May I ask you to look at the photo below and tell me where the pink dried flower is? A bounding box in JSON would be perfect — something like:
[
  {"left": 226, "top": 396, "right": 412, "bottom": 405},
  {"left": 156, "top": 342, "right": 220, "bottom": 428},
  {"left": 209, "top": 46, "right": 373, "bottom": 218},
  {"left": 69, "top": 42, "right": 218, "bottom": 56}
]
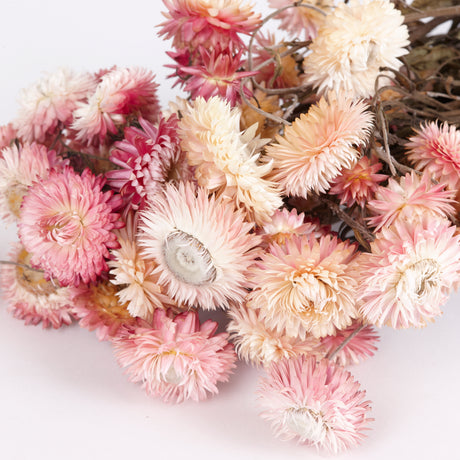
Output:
[
  {"left": 406, "top": 121, "right": 460, "bottom": 191},
  {"left": 113, "top": 308, "right": 236, "bottom": 403},
  {"left": 355, "top": 216, "right": 460, "bottom": 328},
  {"left": 180, "top": 47, "right": 256, "bottom": 106},
  {"left": 139, "top": 182, "right": 260, "bottom": 310},
  {"left": 18, "top": 167, "right": 122, "bottom": 287},
  {"left": 258, "top": 356, "right": 372, "bottom": 454},
  {"left": 14, "top": 68, "right": 96, "bottom": 145},
  {"left": 0, "top": 142, "right": 67, "bottom": 222},
  {"left": 71, "top": 281, "right": 142, "bottom": 341},
  {"left": 0, "top": 123, "right": 17, "bottom": 150},
  {"left": 0, "top": 244, "right": 73, "bottom": 329},
  {"left": 107, "top": 116, "right": 186, "bottom": 210},
  {"left": 329, "top": 156, "right": 387, "bottom": 208},
  {"left": 159, "top": 0, "right": 261, "bottom": 51},
  {"left": 72, "top": 67, "right": 160, "bottom": 146},
  {"left": 266, "top": 94, "right": 373, "bottom": 197},
  {"left": 248, "top": 234, "right": 358, "bottom": 339},
  {"left": 367, "top": 171, "right": 455, "bottom": 231},
  {"left": 314, "top": 321, "right": 379, "bottom": 366}
]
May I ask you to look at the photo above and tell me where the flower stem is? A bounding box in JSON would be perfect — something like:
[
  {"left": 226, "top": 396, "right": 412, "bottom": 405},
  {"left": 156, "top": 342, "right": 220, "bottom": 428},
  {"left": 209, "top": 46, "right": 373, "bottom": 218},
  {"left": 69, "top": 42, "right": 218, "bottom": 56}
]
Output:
[{"left": 326, "top": 323, "right": 367, "bottom": 361}]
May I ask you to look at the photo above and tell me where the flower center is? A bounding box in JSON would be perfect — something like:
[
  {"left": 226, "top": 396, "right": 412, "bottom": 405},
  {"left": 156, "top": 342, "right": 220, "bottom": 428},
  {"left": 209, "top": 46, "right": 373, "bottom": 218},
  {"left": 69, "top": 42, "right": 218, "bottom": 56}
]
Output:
[
  {"left": 161, "top": 363, "right": 184, "bottom": 385},
  {"left": 6, "top": 183, "right": 28, "bottom": 218},
  {"left": 284, "top": 407, "right": 328, "bottom": 444},
  {"left": 44, "top": 212, "right": 84, "bottom": 245},
  {"left": 397, "top": 258, "right": 441, "bottom": 302},
  {"left": 163, "top": 230, "right": 216, "bottom": 285},
  {"left": 16, "top": 249, "right": 56, "bottom": 296}
]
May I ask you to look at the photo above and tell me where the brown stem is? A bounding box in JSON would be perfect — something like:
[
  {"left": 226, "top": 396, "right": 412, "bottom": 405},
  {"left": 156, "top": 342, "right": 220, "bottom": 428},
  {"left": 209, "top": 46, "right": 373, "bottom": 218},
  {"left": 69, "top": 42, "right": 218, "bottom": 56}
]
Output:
[
  {"left": 0, "top": 260, "right": 45, "bottom": 273},
  {"left": 326, "top": 323, "right": 367, "bottom": 361},
  {"left": 404, "top": 6, "right": 460, "bottom": 23}
]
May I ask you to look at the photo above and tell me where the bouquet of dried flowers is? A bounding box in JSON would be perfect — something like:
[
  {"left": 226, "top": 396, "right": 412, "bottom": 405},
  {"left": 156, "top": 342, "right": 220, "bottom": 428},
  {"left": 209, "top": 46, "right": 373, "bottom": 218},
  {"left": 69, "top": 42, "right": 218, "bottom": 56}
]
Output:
[{"left": 1, "top": 0, "right": 459, "bottom": 454}]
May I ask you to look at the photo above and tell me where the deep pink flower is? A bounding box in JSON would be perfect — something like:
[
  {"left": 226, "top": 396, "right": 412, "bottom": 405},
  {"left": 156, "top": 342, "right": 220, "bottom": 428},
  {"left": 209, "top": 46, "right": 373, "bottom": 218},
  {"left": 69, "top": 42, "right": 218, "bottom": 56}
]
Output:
[
  {"left": 113, "top": 309, "right": 236, "bottom": 403},
  {"left": 258, "top": 356, "right": 372, "bottom": 453},
  {"left": 18, "top": 167, "right": 122, "bottom": 286}
]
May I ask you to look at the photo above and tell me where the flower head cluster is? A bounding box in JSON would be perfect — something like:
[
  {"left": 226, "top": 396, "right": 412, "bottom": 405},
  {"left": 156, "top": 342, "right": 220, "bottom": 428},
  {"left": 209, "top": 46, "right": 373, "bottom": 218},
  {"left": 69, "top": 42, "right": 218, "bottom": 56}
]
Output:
[{"left": 113, "top": 308, "right": 236, "bottom": 403}]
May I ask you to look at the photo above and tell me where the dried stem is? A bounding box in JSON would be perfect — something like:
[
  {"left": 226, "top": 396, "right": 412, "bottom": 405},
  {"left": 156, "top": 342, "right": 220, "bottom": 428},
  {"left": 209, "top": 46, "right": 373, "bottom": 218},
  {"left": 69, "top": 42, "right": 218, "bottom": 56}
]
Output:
[
  {"left": 326, "top": 323, "right": 367, "bottom": 361},
  {"left": 0, "top": 260, "right": 45, "bottom": 273},
  {"left": 404, "top": 6, "right": 460, "bottom": 23}
]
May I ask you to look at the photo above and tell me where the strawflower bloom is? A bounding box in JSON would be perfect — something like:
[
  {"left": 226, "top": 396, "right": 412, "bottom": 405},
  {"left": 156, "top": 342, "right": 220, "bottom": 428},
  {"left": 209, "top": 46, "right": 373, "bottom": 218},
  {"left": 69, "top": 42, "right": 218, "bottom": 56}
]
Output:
[
  {"left": 139, "top": 182, "right": 260, "bottom": 310},
  {"left": 258, "top": 356, "right": 372, "bottom": 454},
  {"left": 18, "top": 167, "right": 122, "bottom": 287},
  {"left": 107, "top": 116, "right": 187, "bottom": 210},
  {"left": 248, "top": 234, "right": 358, "bottom": 339},
  {"left": 108, "top": 212, "right": 176, "bottom": 322},
  {"left": 367, "top": 171, "right": 455, "bottom": 231},
  {"left": 406, "top": 121, "right": 460, "bottom": 191},
  {"left": 355, "top": 216, "right": 460, "bottom": 329},
  {"left": 72, "top": 67, "right": 160, "bottom": 146},
  {"left": 302, "top": 0, "right": 409, "bottom": 98},
  {"left": 227, "top": 303, "right": 317, "bottom": 367},
  {"left": 313, "top": 321, "right": 379, "bottom": 366},
  {"left": 71, "top": 280, "right": 141, "bottom": 341},
  {"left": 159, "top": 0, "right": 261, "bottom": 51},
  {"left": 0, "top": 142, "right": 67, "bottom": 222},
  {"left": 266, "top": 94, "right": 373, "bottom": 197},
  {"left": 178, "top": 96, "right": 282, "bottom": 224},
  {"left": 0, "top": 244, "right": 73, "bottom": 329},
  {"left": 329, "top": 156, "right": 387, "bottom": 208},
  {"left": 113, "top": 308, "right": 236, "bottom": 403},
  {"left": 14, "top": 68, "right": 96, "bottom": 144}
]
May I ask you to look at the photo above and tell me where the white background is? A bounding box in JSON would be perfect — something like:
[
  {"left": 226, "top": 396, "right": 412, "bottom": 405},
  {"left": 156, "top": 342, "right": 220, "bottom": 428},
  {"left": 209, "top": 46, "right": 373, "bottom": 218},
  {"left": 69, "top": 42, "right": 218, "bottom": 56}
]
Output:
[{"left": 0, "top": 1, "right": 459, "bottom": 459}]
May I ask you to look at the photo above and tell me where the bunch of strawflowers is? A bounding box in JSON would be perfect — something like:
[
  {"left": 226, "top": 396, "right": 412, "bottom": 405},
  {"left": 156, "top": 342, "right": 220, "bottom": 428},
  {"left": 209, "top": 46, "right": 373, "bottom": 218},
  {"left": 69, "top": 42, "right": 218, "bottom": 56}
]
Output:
[{"left": 1, "top": 0, "right": 459, "bottom": 454}]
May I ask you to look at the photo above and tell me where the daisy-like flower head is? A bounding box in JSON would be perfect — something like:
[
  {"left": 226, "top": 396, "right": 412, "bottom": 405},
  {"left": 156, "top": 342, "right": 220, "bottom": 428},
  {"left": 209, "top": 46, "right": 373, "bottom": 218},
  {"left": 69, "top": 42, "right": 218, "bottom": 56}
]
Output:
[
  {"left": 227, "top": 303, "right": 317, "bottom": 367},
  {"left": 0, "top": 244, "right": 73, "bottom": 328},
  {"left": 248, "top": 234, "right": 358, "bottom": 339},
  {"left": 302, "top": 0, "right": 409, "bottom": 99},
  {"left": 313, "top": 321, "right": 379, "bottom": 366},
  {"left": 258, "top": 356, "right": 372, "bottom": 454},
  {"left": 0, "top": 142, "right": 67, "bottom": 222},
  {"left": 406, "top": 121, "right": 460, "bottom": 191},
  {"left": 178, "top": 96, "right": 282, "bottom": 224},
  {"left": 329, "top": 156, "right": 387, "bottom": 208},
  {"left": 14, "top": 68, "right": 96, "bottom": 144},
  {"left": 108, "top": 212, "right": 177, "bottom": 322},
  {"left": 0, "top": 123, "right": 17, "bottom": 150},
  {"left": 107, "top": 116, "right": 187, "bottom": 210},
  {"left": 139, "top": 181, "right": 260, "bottom": 310},
  {"left": 159, "top": 0, "right": 261, "bottom": 51},
  {"left": 72, "top": 67, "right": 160, "bottom": 146},
  {"left": 355, "top": 216, "right": 460, "bottom": 328},
  {"left": 367, "top": 170, "right": 455, "bottom": 231},
  {"left": 18, "top": 167, "right": 122, "bottom": 287},
  {"left": 71, "top": 280, "right": 141, "bottom": 341},
  {"left": 258, "top": 208, "right": 326, "bottom": 247},
  {"left": 113, "top": 308, "right": 236, "bottom": 403},
  {"left": 179, "top": 47, "right": 256, "bottom": 106},
  {"left": 269, "top": 0, "right": 333, "bottom": 40},
  {"left": 266, "top": 94, "right": 373, "bottom": 197}
]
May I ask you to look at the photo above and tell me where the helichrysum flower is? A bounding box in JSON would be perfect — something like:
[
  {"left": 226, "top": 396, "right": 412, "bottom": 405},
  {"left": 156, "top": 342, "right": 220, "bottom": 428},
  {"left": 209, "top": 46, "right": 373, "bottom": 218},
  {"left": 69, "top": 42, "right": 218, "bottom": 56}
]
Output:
[
  {"left": 266, "top": 94, "right": 373, "bottom": 197},
  {"left": 178, "top": 96, "right": 282, "bottom": 224},
  {"left": 72, "top": 67, "right": 160, "bottom": 146},
  {"left": 0, "top": 244, "right": 73, "bottom": 329},
  {"left": 18, "top": 167, "right": 122, "bottom": 287},
  {"left": 313, "top": 321, "right": 379, "bottom": 367},
  {"left": 0, "top": 142, "right": 67, "bottom": 222},
  {"left": 71, "top": 280, "right": 141, "bottom": 341},
  {"left": 107, "top": 116, "right": 186, "bottom": 210},
  {"left": 302, "top": 0, "right": 409, "bottom": 99},
  {"left": 248, "top": 234, "right": 358, "bottom": 339},
  {"left": 329, "top": 156, "right": 387, "bottom": 208},
  {"left": 354, "top": 216, "right": 460, "bottom": 329},
  {"left": 406, "top": 121, "right": 460, "bottom": 191},
  {"left": 139, "top": 182, "right": 260, "bottom": 310},
  {"left": 227, "top": 303, "right": 317, "bottom": 367},
  {"left": 258, "top": 356, "right": 372, "bottom": 454},
  {"left": 113, "top": 308, "right": 236, "bottom": 403},
  {"left": 159, "top": 0, "right": 261, "bottom": 51},
  {"left": 108, "top": 212, "right": 176, "bottom": 322},
  {"left": 367, "top": 171, "right": 455, "bottom": 231}
]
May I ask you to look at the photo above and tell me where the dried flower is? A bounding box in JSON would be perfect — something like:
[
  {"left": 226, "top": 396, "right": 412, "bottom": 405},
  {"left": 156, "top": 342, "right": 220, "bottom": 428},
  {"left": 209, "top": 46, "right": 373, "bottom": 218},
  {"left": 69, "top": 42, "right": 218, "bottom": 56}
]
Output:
[
  {"left": 0, "top": 123, "right": 17, "bottom": 150},
  {"left": 113, "top": 309, "right": 236, "bottom": 403},
  {"left": 258, "top": 356, "right": 372, "bottom": 453}
]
